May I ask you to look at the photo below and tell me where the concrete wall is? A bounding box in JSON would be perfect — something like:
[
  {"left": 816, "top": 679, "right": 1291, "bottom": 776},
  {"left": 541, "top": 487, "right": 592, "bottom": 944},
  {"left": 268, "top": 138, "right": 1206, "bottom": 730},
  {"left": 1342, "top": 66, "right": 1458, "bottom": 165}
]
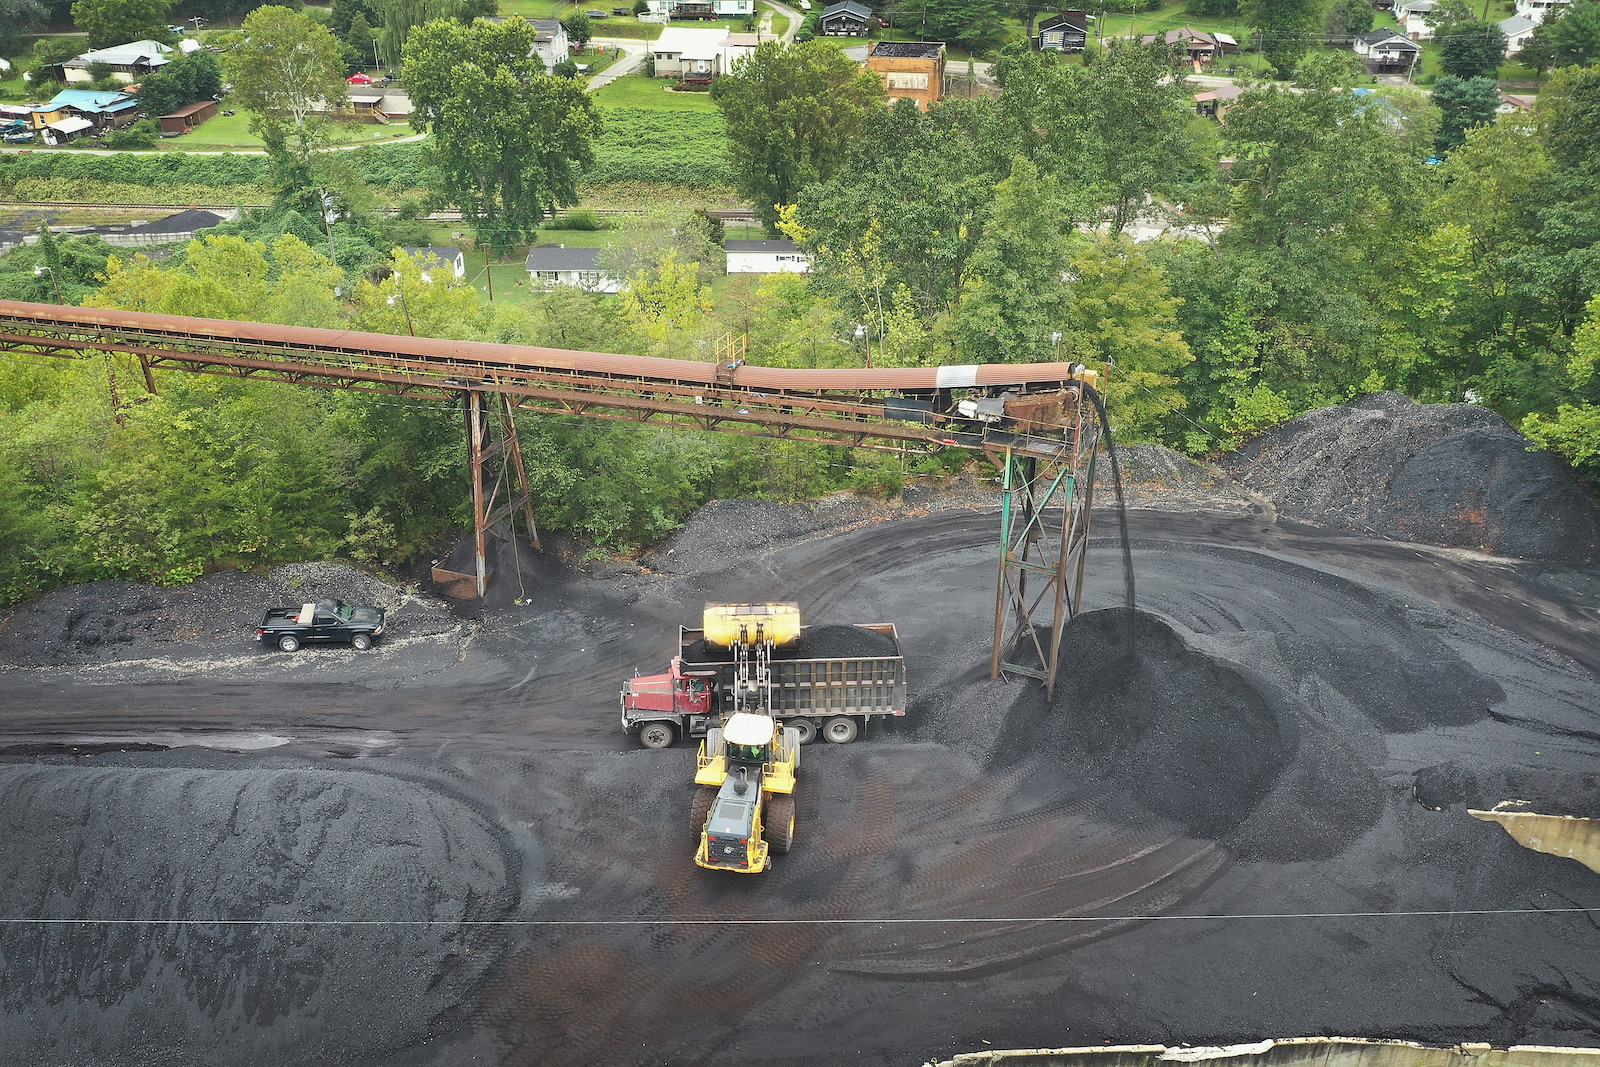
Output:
[{"left": 933, "top": 1038, "right": 1600, "bottom": 1067}]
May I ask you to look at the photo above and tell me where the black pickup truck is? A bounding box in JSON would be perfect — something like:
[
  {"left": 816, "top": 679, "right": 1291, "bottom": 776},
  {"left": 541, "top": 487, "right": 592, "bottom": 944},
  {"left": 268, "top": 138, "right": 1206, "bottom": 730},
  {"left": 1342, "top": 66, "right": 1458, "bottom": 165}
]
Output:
[{"left": 257, "top": 599, "right": 387, "bottom": 652}]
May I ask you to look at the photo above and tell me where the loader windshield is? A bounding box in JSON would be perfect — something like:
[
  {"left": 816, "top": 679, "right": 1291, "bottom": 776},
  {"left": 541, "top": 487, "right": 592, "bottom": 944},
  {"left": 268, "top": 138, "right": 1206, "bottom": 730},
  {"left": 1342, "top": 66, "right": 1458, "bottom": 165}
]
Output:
[{"left": 727, "top": 742, "right": 766, "bottom": 763}]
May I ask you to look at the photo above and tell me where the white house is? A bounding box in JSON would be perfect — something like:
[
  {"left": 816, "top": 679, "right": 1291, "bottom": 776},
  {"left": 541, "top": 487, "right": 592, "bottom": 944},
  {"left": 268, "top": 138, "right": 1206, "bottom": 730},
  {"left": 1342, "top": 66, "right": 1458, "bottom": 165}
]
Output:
[
  {"left": 402, "top": 246, "right": 467, "bottom": 281},
  {"left": 1514, "top": 0, "right": 1570, "bottom": 21},
  {"left": 524, "top": 245, "right": 623, "bottom": 293},
  {"left": 531, "top": 18, "right": 571, "bottom": 68},
  {"left": 643, "top": 0, "right": 755, "bottom": 17},
  {"left": 725, "top": 239, "right": 811, "bottom": 274},
  {"left": 719, "top": 32, "right": 764, "bottom": 73},
  {"left": 1352, "top": 27, "right": 1421, "bottom": 72},
  {"left": 63, "top": 39, "right": 173, "bottom": 84},
  {"left": 1395, "top": 0, "right": 1437, "bottom": 39},
  {"left": 650, "top": 26, "right": 729, "bottom": 80},
  {"left": 1500, "top": 12, "right": 1541, "bottom": 52}
]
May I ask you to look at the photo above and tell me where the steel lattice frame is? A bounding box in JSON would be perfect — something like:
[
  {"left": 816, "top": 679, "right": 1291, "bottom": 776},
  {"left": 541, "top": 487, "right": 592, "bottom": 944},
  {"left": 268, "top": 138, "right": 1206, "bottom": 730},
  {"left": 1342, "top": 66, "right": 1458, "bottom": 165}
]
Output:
[
  {"left": 0, "top": 301, "right": 1106, "bottom": 693},
  {"left": 989, "top": 395, "right": 1101, "bottom": 698}
]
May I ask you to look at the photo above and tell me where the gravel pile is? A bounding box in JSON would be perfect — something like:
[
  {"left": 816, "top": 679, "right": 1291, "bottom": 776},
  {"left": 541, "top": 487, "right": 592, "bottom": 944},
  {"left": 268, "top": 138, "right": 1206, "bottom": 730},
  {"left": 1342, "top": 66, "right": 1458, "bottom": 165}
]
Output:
[
  {"left": 1225, "top": 392, "right": 1600, "bottom": 563},
  {"left": 0, "top": 563, "right": 457, "bottom": 669},
  {"left": 643, "top": 498, "right": 822, "bottom": 575}
]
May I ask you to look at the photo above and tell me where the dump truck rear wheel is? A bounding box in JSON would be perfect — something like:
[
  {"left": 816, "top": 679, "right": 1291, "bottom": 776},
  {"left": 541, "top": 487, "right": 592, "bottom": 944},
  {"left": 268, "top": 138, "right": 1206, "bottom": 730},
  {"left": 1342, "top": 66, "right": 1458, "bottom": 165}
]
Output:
[
  {"left": 787, "top": 718, "right": 816, "bottom": 745},
  {"left": 823, "top": 716, "right": 858, "bottom": 744},
  {"left": 638, "top": 722, "right": 674, "bottom": 750},
  {"left": 765, "top": 794, "right": 795, "bottom": 853},
  {"left": 690, "top": 786, "right": 717, "bottom": 837}
]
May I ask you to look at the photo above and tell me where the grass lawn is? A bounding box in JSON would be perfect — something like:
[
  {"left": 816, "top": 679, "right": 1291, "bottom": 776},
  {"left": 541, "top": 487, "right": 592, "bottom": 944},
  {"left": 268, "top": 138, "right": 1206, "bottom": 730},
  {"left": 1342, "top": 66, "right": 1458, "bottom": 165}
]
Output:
[
  {"left": 591, "top": 19, "right": 667, "bottom": 38},
  {"left": 163, "top": 112, "right": 412, "bottom": 152},
  {"left": 764, "top": 2, "right": 790, "bottom": 36},
  {"left": 575, "top": 46, "right": 623, "bottom": 76},
  {"left": 498, "top": 0, "right": 572, "bottom": 18},
  {"left": 593, "top": 73, "right": 720, "bottom": 110},
  {"left": 1096, "top": 3, "right": 1256, "bottom": 46}
]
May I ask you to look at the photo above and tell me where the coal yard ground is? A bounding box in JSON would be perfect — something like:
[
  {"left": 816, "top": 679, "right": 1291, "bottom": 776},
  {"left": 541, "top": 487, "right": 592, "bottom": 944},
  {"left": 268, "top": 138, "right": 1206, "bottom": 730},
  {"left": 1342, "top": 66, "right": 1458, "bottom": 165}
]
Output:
[{"left": 4, "top": 398, "right": 1600, "bottom": 1067}]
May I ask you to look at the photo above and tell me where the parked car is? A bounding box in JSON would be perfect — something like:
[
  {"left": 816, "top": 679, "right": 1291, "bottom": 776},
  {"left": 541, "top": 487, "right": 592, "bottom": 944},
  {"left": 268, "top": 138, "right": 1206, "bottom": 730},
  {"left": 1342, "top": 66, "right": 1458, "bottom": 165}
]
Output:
[
  {"left": 799, "top": 0, "right": 811, "bottom": 8},
  {"left": 257, "top": 599, "right": 387, "bottom": 652},
  {"left": 347, "top": 72, "right": 373, "bottom": 85},
  {"left": 3, "top": 131, "right": 33, "bottom": 143}
]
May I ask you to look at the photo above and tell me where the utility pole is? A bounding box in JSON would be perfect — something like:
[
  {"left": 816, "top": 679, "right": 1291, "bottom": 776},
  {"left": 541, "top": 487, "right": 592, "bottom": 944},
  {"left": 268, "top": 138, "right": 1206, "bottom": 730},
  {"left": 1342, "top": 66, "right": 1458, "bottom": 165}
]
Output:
[
  {"left": 484, "top": 246, "right": 494, "bottom": 301},
  {"left": 319, "top": 190, "right": 338, "bottom": 267}
]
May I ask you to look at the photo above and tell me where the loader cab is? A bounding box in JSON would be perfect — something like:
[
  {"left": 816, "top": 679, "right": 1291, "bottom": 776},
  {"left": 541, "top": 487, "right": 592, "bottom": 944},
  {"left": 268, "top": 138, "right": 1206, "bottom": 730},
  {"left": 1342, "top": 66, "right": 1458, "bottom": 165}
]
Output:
[{"left": 721, "top": 712, "right": 776, "bottom": 766}]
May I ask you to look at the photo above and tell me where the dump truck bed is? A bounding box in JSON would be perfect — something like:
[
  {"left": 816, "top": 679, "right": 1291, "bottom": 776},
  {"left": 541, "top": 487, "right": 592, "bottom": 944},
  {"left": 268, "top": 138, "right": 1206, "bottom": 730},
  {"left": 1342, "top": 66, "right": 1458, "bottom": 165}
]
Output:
[{"left": 677, "top": 623, "right": 907, "bottom": 719}]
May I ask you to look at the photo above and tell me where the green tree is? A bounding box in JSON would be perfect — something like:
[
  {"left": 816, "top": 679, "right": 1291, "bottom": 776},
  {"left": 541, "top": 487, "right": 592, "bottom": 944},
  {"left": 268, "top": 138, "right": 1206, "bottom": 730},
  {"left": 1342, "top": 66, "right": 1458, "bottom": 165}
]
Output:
[
  {"left": 710, "top": 39, "right": 886, "bottom": 232},
  {"left": 71, "top": 0, "right": 172, "bottom": 48},
  {"left": 224, "top": 6, "right": 349, "bottom": 179},
  {"left": 619, "top": 249, "right": 713, "bottom": 355},
  {"left": 346, "top": 11, "right": 378, "bottom": 66},
  {"left": 1528, "top": 0, "right": 1600, "bottom": 68},
  {"left": 1432, "top": 74, "right": 1502, "bottom": 150},
  {"left": 135, "top": 49, "right": 223, "bottom": 120},
  {"left": 1324, "top": 0, "right": 1374, "bottom": 40},
  {"left": 1064, "top": 235, "right": 1193, "bottom": 441},
  {"left": 1081, "top": 40, "right": 1202, "bottom": 234},
  {"left": 894, "top": 0, "right": 1008, "bottom": 51},
  {"left": 1439, "top": 19, "right": 1508, "bottom": 78},
  {"left": 403, "top": 16, "right": 601, "bottom": 255},
  {"left": 563, "top": 9, "right": 592, "bottom": 50},
  {"left": 374, "top": 0, "right": 494, "bottom": 66},
  {"left": 952, "top": 157, "right": 1074, "bottom": 364},
  {"left": 0, "top": 0, "right": 47, "bottom": 56},
  {"left": 331, "top": 0, "right": 377, "bottom": 34},
  {"left": 1239, "top": 0, "right": 1323, "bottom": 72}
]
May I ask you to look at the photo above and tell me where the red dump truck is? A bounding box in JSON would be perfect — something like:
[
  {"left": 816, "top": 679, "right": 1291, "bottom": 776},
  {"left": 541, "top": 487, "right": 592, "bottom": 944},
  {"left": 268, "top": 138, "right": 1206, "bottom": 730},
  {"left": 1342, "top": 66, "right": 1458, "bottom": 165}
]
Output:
[{"left": 620, "top": 615, "right": 906, "bottom": 749}]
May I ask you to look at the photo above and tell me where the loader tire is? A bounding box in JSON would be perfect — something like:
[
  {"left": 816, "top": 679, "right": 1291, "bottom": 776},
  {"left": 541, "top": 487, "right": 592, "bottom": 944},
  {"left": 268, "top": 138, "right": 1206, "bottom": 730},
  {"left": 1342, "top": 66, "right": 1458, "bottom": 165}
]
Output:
[
  {"left": 765, "top": 794, "right": 795, "bottom": 854},
  {"left": 690, "top": 786, "right": 717, "bottom": 837}
]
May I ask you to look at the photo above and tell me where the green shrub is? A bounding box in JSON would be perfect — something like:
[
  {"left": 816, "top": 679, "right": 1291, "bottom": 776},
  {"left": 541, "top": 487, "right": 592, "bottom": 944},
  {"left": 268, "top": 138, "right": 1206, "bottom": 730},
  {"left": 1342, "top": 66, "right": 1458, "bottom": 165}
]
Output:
[
  {"left": 547, "top": 208, "right": 602, "bottom": 230},
  {"left": 106, "top": 120, "right": 159, "bottom": 151}
]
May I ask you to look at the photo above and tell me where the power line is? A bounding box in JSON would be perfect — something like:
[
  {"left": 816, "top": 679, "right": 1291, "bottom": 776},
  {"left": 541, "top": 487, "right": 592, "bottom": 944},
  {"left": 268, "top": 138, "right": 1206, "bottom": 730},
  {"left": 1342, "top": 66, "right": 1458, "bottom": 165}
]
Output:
[{"left": 1, "top": 906, "right": 1595, "bottom": 927}]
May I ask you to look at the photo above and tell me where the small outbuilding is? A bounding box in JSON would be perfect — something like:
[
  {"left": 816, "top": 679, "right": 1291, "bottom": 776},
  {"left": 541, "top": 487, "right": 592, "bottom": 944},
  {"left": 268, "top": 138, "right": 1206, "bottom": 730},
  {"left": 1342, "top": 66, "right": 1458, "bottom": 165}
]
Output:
[
  {"left": 157, "top": 99, "right": 218, "bottom": 134},
  {"left": 725, "top": 239, "right": 811, "bottom": 274},
  {"left": 820, "top": 1, "right": 872, "bottom": 36}
]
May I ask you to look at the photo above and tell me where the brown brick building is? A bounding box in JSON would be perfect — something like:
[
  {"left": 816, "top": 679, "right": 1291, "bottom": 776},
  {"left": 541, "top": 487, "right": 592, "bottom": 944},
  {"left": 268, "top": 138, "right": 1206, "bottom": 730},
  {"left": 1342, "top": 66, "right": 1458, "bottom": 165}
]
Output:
[{"left": 865, "top": 41, "right": 945, "bottom": 111}]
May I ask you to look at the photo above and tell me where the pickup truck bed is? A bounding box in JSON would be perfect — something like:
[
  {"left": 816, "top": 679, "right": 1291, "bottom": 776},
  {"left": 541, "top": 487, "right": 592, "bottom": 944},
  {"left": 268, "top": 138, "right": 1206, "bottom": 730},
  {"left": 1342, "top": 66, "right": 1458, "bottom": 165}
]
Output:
[{"left": 257, "top": 599, "right": 386, "bottom": 652}]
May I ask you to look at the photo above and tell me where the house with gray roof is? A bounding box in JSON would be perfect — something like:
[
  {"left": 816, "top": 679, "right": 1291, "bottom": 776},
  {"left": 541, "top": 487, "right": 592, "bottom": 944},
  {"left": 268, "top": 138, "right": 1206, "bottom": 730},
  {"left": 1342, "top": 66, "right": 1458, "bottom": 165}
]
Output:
[
  {"left": 821, "top": 1, "right": 872, "bottom": 36},
  {"left": 64, "top": 40, "right": 173, "bottom": 84},
  {"left": 402, "top": 246, "right": 466, "bottom": 280},
  {"left": 524, "top": 245, "right": 623, "bottom": 292},
  {"left": 1353, "top": 27, "right": 1421, "bottom": 72}
]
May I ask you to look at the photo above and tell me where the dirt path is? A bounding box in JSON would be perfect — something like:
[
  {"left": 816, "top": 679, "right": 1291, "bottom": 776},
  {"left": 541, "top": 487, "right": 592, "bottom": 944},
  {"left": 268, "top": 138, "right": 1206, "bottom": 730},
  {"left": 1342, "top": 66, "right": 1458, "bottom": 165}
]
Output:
[{"left": 1, "top": 501, "right": 1598, "bottom": 1065}]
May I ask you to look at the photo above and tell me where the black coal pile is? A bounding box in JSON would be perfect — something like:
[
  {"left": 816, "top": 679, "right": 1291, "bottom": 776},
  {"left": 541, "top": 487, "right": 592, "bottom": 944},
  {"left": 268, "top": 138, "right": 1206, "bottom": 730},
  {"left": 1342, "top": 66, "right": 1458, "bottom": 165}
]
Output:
[
  {"left": 917, "top": 610, "right": 1391, "bottom": 861},
  {"left": 0, "top": 760, "right": 516, "bottom": 1066},
  {"left": 643, "top": 498, "right": 821, "bottom": 575},
  {"left": 1225, "top": 392, "right": 1600, "bottom": 564},
  {"left": 681, "top": 623, "right": 898, "bottom": 665}
]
